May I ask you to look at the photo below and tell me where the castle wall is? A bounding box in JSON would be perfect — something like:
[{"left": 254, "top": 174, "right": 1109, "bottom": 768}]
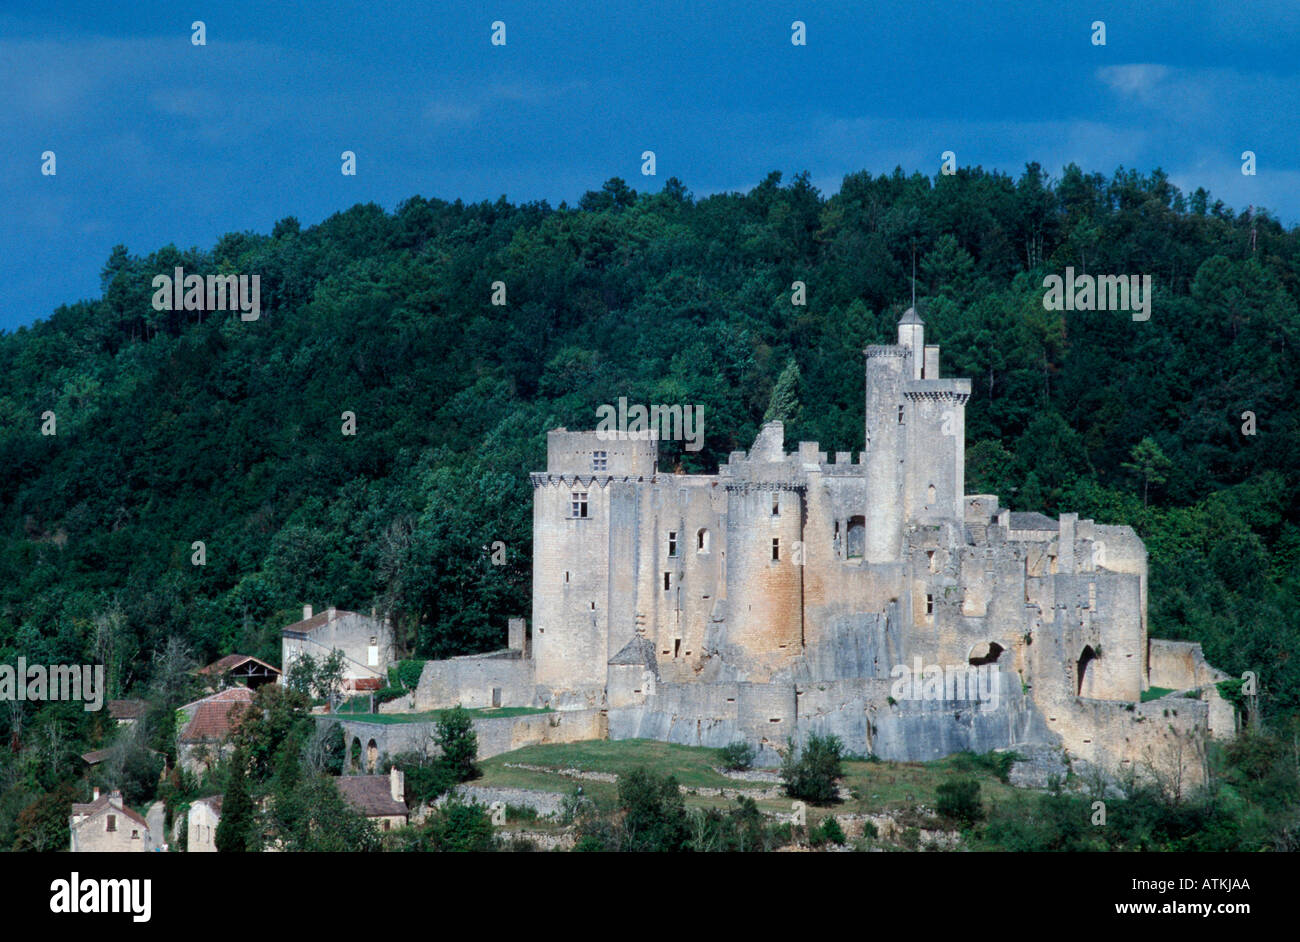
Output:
[{"left": 410, "top": 652, "right": 534, "bottom": 711}]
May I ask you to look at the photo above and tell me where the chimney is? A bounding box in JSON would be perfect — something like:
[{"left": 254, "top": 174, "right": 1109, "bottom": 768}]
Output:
[
  {"left": 327, "top": 606, "right": 337, "bottom": 622},
  {"left": 303, "top": 604, "right": 313, "bottom": 620},
  {"left": 109, "top": 790, "right": 123, "bottom": 808},
  {"left": 92, "top": 787, "right": 100, "bottom": 801},
  {"left": 390, "top": 767, "right": 405, "bottom": 803}
]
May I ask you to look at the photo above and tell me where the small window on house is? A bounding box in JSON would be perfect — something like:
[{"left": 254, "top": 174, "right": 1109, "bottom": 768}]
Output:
[
  {"left": 663, "top": 572, "right": 671, "bottom": 591},
  {"left": 571, "top": 492, "right": 588, "bottom": 518},
  {"left": 772, "top": 538, "right": 780, "bottom": 561},
  {"left": 925, "top": 594, "right": 934, "bottom": 616},
  {"left": 772, "top": 494, "right": 780, "bottom": 516},
  {"left": 697, "top": 529, "right": 710, "bottom": 553},
  {"left": 106, "top": 814, "right": 117, "bottom": 832},
  {"left": 898, "top": 405, "right": 905, "bottom": 424},
  {"left": 369, "top": 636, "right": 377, "bottom": 646},
  {"left": 382, "top": 819, "right": 391, "bottom": 832},
  {"left": 131, "top": 829, "right": 139, "bottom": 840},
  {"left": 667, "top": 532, "right": 678, "bottom": 557},
  {"left": 592, "top": 450, "right": 607, "bottom": 472}
]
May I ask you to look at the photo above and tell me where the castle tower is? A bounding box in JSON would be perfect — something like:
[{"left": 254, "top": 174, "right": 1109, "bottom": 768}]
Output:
[
  {"left": 531, "top": 429, "right": 656, "bottom": 690},
  {"left": 863, "top": 320, "right": 913, "bottom": 563},
  {"left": 897, "top": 306, "right": 924, "bottom": 379}
]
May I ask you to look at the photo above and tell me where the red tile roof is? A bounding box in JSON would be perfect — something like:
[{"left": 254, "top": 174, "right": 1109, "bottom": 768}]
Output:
[
  {"left": 178, "top": 687, "right": 255, "bottom": 743},
  {"left": 71, "top": 793, "right": 149, "bottom": 830}
]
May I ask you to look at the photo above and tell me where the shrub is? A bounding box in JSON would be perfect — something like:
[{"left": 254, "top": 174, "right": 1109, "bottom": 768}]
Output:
[
  {"left": 809, "top": 816, "right": 846, "bottom": 847},
  {"left": 423, "top": 800, "right": 496, "bottom": 852},
  {"left": 436, "top": 706, "right": 480, "bottom": 782},
  {"left": 617, "top": 768, "right": 689, "bottom": 852},
  {"left": 780, "top": 733, "right": 844, "bottom": 804},
  {"left": 505, "top": 803, "right": 539, "bottom": 823},
  {"left": 936, "top": 777, "right": 984, "bottom": 827},
  {"left": 718, "top": 740, "right": 756, "bottom": 771}
]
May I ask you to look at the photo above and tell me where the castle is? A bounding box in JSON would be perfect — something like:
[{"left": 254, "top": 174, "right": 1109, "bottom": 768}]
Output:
[{"left": 410, "top": 309, "right": 1238, "bottom": 784}]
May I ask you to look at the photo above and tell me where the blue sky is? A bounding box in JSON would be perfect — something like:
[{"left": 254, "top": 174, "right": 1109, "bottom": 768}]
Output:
[{"left": 2, "top": 0, "right": 1297, "bottom": 332}]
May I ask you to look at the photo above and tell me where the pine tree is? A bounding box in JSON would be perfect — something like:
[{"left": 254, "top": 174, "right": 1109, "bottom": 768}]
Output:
[
  {"left": 764, "top": 358, "right": 802, "bottom": 425},
  {"left": 1122, "top": 437, "right": 1172, "bottom": 506},
  {"left": 216, "top": 746, "right": 254, "bottom": 853}
]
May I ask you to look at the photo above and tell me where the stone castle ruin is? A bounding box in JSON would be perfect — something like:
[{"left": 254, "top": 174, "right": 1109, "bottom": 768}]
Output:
[{"left": 410, "top": 309, "right": 1238, "bottom": 785}]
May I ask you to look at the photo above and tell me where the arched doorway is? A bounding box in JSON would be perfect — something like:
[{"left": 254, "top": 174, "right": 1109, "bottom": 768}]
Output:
[
  {"left": 1077, "top": 645, "right": 1098, "bottom": 697},
  {"left": 366, "top": 738, "right": 379, "bottom": 773}
]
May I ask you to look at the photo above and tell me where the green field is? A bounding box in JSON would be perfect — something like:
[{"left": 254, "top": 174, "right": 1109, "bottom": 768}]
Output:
[{"left": 474, "top": 738, "right": 1026, "bottom": 822}]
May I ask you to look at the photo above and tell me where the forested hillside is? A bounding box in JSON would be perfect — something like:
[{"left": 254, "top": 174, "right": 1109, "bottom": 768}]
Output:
[{"left": 2, "top": 163, "right": 1298, "bottom": 791}]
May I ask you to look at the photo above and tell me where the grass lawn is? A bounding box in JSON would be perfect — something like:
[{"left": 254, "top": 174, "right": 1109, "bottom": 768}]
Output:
[
  {"left": 474, "top": 738, "right": 1028, "bottom": 822},
  {"left": 1141, "top": 686, "right": 1175, "bottom": 702}
]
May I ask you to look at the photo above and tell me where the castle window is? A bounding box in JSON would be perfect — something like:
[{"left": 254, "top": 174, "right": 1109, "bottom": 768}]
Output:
[
  {"left": 898, "top": 405, "right": 905, "bottom": 424},
  {"left": 772, "top": 538, "right": 780, "bottom": 561},
  {"left": 592, "top": 451, "right": 607, "bottom": 472},
  {"left": 925, "top": 594, "right": 934, "bottom": 616},
  {"left": 667, "top": 532, "right": 678, "bottom": 557},
  {"left": 772, "top": 493, "right": 780, "bottom": 516},
  {"left": 846, "top": 516, "right": 865, "bottom": 559},
  {"left": 674, "top": 639, "right": 681, "bottom": 658},
  {"left": 968, "top": 642, "right": 1004, "bottom": 666},
  {"left": 927, "top": 550, "right": 936, "bottom": 573},
  {"left": 697, "top": 528, "right": 710, "bottom": 554},
  {"left": 570, "top": 492, "right": 588, "bottom": 518},
  {"left": 663, "top": 572, "right": 671, "bottom": 590},
  {"left": 564, "top": 571, "right": 569, "bottom": 583}
]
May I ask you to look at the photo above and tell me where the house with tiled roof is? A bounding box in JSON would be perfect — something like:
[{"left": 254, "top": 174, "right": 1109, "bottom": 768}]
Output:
[
  {"left": 281, "top": 604, "right": 393, "bottom": 695},
  {"left": 197, "top": 653, "right": 281, "bottom": 691},
  {"left": 334, "top": 768, "right": 408, "bottom": 832},
  {"left": 70, "top": 788, "right": 153, "bottom": 852},
  {"left": 176, "top": 686, "right": 255, "bottom": 774}
]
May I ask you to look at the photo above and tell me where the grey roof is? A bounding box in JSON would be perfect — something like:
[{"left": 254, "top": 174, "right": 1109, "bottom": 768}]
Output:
[
  {"left": 1008, "top": 512, "right": 1059, "bottom": 531},
  {"left": 608, "top": 635, "right": 657, "bottom": 673},
  {"left": 335, "top": 776, "right": 407, "bottom": 818},
  {"left": 898, "top": 306, "right": 924, "bottom": 325}
]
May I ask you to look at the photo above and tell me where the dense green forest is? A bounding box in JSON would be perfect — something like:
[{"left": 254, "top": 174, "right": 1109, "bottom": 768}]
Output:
[{"left": 1, "top": 164, "right": 1298, "bottom": 845}]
